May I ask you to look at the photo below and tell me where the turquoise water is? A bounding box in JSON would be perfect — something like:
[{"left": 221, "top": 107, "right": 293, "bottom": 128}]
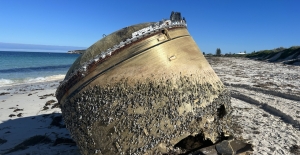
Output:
[{"left": 0, "top": 51, "right": 79, "bottom": 86}]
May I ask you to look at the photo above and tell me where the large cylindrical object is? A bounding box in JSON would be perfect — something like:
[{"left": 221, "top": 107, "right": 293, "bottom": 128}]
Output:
[{"left": 56, "top": 13, "right": 233, "bottom": 154}]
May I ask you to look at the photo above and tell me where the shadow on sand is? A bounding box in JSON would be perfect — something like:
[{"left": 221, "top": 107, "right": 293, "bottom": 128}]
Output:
[{"left": 0, "top": 113, "right": 80, "bottom": 155}]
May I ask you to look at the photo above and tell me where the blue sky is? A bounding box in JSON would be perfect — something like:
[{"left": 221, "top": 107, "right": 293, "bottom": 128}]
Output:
[{"left": 0, "top": 0, "right": 299, "bottom": 54}]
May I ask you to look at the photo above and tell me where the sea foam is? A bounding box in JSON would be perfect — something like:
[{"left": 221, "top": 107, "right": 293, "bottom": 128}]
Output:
[
  {"left": 0, "top": 75, "right": 65, "bottom": 87},
  {"left": 0, "top": 79, "right": 14, "bottom": 86}
]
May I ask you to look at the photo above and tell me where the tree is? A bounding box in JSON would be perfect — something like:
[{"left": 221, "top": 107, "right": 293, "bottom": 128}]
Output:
[{"left": 216, "top": 48, "right": 221, "bottom": 56}]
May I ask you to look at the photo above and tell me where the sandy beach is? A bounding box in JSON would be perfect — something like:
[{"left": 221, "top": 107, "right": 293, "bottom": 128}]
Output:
[
  {"left": 0, "top": 79, "right": 81, "bottom": 155},
  {"left": 207, "top": 57, "right": 300, "bottom": 155},
  {"left": 0, "top": 57, "right": 299, "bottom": 155}
]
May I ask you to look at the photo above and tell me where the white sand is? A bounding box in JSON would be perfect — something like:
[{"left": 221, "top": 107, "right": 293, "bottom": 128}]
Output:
[
  {"left": 0, "top": 80, "right": 80, "bottom": 155},
  {"left": 207, "top": 57, "right": 300, "bottom": 155}
]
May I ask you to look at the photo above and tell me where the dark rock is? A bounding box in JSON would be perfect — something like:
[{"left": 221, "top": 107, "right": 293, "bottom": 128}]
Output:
[
  {"left": 189, "top": 145, "right": 218, "bottom": 155},
  {"left": 190, "top": 139, "right": 253, "bottom": 155},
  {"left": 216, "top": 140, "right": 233, "bottom": 155},
  {"left": 230, "top": 140, "right": 253, "bottom": 154}
]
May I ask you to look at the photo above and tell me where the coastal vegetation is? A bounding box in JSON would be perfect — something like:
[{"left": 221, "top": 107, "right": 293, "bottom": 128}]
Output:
[
  {"left": 246, "top": 46, "right": 300, "bottom": 61},
  {"left": 207, "top": 46, "right": 300, "bottom": 65},
  {"left": 215, "top": 48, "right": 221, "bottom": 56}
]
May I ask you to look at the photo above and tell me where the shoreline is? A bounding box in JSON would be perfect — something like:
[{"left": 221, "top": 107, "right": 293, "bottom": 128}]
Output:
[
  {"left": 0, "top": 74, "right": 65, "bottom": 88},
  {"left": 0, "top": 77, "right": 65, "bottom": 123}
]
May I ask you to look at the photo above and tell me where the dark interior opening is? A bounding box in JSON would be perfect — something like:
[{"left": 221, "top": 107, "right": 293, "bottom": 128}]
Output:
[
  {"left": 218, "top": 104, "right": 226, "bottom": 118},
  {"left": 173, "top": 133, "right": 213, "bottom": 154},
  {"left": 172, "top": 132, "right": 230, "bottom": 154}
]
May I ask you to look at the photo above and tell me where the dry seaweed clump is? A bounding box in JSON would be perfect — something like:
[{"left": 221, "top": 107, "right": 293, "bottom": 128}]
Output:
[{"left": 43, "top": 99, "right": 59, "bottom": 110}]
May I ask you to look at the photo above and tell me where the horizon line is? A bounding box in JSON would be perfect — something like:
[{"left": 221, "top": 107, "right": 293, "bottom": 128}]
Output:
[{"left": 0, "top": 42, "right": 87, "bottom": 48}]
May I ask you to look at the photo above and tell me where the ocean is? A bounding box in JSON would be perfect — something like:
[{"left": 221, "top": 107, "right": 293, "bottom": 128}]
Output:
[{"left": 0, "top": 51, "right": 79, "bottom": 87}]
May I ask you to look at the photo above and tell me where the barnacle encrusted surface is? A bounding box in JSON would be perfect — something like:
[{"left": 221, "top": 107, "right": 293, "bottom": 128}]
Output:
[
  {"left": 62, "top": 76, "right": 233, "bottom": 154},
  {"left": 57, "top": 14, "right": 234, "bottom": 154}
]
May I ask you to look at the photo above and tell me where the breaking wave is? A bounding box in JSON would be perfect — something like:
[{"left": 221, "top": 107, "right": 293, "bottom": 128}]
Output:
[{"left": 0, "top": 74, "right": 65, "bottom": 87}]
